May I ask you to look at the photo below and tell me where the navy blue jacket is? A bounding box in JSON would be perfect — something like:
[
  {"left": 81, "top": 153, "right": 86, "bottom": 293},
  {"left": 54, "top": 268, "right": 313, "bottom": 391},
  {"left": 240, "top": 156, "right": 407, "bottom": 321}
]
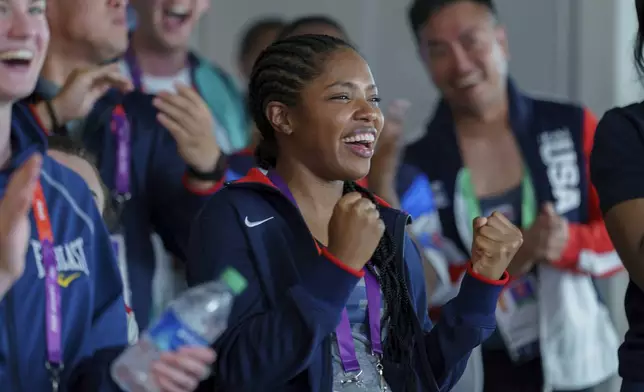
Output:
[
  {"left": 187, "top": 169, "right": 506, "bottom": 392},
  {"left": 24, "top": 87, "right": 221, "bottom": 328},
  {"left": 1, "top": 104, "right": 127, "bottom": 391}
]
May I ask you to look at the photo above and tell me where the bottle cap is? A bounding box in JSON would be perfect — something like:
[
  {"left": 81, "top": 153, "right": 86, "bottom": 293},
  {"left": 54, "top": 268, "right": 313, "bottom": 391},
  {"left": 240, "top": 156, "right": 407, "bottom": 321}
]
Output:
[{"left": 220, "top": 267, "right": 247, "bottom": 295}]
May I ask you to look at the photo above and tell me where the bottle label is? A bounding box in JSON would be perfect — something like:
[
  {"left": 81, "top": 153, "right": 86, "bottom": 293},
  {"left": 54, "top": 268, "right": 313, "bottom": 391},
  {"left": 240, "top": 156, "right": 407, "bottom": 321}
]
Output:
[{"left": 147, "top": 310, "right": 209, "bottom": 352}]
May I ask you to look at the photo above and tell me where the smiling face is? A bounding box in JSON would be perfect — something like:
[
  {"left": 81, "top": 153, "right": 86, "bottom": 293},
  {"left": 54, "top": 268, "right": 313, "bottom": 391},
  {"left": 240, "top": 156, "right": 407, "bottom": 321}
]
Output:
[
  {"left": 268, "top": 47, "right": 384, "bottom": 181},
  {"left": 132, "top": 0, "right": 208, "bottom": 52},
  {"left": 46, "top": 0, "right": 128, "bottom": 63},
  {"left": 417, "top": 1, "right": 509, "bottom": 114},
  {"left": 0, "top": 0, "right": 49, "bottom": 102}
]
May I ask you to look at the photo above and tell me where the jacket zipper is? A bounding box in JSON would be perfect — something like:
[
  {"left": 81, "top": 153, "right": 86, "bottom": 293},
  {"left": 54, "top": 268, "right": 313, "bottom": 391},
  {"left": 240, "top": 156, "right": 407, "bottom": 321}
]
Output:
[
  {"left": 322, "top": 337, "right": 332, "bottom": 392},
  {"left": 5, "top": 290, "right": 23, "bottom": 392}
]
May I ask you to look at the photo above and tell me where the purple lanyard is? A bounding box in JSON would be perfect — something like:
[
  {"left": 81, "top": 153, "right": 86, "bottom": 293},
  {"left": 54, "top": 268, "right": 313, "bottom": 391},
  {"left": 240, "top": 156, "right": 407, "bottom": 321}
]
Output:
[
  {"left": 33, "top": 181, "right": 63, "bottom": 391},
  {"left": 266, "top": 170, "right": 383, "bottom": 373},
  {"left": 123, "top": 46, "right": 195, "bottom": 92},
  {"left": 111, "top": 105, "right": 131, "bottom": 200}
]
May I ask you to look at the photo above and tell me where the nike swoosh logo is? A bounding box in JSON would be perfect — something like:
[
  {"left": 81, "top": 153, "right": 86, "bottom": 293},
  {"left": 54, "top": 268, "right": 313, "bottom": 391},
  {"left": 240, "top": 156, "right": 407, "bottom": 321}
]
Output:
[
  {"left": 244, "top": 216, "right": 274, "bottom": 228},
  {"left": 58, "top": 272, "right": 81, "bottom": 288}
]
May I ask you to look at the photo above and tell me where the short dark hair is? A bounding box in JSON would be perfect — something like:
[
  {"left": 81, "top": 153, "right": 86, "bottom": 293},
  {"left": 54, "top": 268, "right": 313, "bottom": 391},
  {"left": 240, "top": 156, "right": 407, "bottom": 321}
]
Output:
[
  {"left": 408, "top": 0, "right": 497, "bottom": 38},
  {"left": 278, "top": 15, "right": 348, "bottom": 40},
  {"left": 238, "top": 17, "right": 286, "bottom": 63},
  {"left": 47, "top": 135, "right": 117, "bottom": 230},
  {"left": 635, "top": 0, "right": 644, "bottom": 78}
]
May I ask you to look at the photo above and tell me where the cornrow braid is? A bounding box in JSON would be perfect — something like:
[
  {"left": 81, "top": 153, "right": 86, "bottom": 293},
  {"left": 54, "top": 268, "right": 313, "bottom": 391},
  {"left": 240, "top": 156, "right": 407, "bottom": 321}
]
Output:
[
  {"left": 344, "top": 181, "right": 418, "bottom": 391},
  {"left": 248, "top": 34, "right": 354, "bottom": 169}
]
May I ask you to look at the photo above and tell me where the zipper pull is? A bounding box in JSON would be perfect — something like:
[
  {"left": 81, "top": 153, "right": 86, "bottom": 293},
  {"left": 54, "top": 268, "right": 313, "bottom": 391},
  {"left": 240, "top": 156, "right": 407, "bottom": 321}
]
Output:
[{"left": 376, "top": 361, "right": 387, "bottom": 391}]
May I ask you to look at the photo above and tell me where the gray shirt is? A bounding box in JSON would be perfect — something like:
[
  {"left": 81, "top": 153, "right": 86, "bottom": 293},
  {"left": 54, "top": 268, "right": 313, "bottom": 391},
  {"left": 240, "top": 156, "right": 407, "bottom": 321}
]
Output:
[{"left": 331, "top": 276, "right": 391, "bottom": 391}]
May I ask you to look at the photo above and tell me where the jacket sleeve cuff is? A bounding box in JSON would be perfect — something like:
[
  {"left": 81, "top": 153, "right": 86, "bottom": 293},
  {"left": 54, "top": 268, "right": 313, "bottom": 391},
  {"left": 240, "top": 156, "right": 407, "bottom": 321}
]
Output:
[
  {"left": 452, "top": 264, "right": 506, "bottom": 316},
  {"left": 181, "top": 172, "right": 225, "bottom": 196},
  {"left": 466, "top": 262, "right": 509, "bottom": 286},
  {"left": 320, "top": 248, "right": 365, "bottom": 278},
  {"left": 553, "top": 224, "right": 581, "bottom": 268}
]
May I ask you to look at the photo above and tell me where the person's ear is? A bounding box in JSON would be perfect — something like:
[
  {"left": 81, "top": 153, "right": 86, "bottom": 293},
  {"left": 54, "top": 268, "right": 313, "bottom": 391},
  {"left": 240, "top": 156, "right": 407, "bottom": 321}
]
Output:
[
  {"left": 495, "top": 25, "right": 510, "bottom": 60},
  {"left": 265, "top": 102, "right": 294, "bottom": 136}
]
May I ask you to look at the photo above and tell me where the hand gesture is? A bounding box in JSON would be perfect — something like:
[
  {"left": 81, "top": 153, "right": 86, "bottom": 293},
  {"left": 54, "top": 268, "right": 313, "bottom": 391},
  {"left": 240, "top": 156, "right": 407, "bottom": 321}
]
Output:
[
  {"left": 153, "top": 84, "right": 221, "bottom": 173},
  {"left": 471, "top": 212, "right": 523, "bottom": 280},
  {"left": 151, "top": 346, "right": 216, "bottom": 392},
  {"left": 0, "top": 154, "right": 42, "bottom": 281},
  {"left": 522, "top": 202, "right": 569, "bottom": 263},
  {"left": 52, "top": 63, "right": 133, "bottom": 124},
  {"left": 327, "top": 192, "right": 385, "bottom": 271}
]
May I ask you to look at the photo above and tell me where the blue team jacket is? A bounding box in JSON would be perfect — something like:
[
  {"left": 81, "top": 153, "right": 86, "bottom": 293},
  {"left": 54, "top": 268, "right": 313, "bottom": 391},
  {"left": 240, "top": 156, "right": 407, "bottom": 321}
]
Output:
[
  {"left": 24, "top": 87, "right": 220, "bottom": 329},
  {"left": 186, "top": 169, "right": 505, "bottom": 392},
  {"left": 0, "top": 104, "right": 128, "bottom": 391},
  {"left": 404, "top": 80, "right": 621, "bottom": 389},
  {"left": 404, "top": 80, "right": 616, "bottom": 271}
]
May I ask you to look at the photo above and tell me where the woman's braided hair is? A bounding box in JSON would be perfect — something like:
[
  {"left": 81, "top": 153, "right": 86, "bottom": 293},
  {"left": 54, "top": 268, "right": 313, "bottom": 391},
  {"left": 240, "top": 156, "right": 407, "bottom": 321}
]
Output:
[{"left": 248, "top": 34, "right": 419, "bottom": 386}]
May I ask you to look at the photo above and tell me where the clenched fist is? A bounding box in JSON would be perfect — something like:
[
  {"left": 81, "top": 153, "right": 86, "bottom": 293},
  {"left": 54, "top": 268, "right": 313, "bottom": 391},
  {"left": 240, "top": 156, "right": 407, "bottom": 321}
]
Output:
[
  {"left": 327, "top": 192, "right": 385, "bottom": 271},
  {"left": 471, "top": 212, "right": 523, "bottom": 280}
]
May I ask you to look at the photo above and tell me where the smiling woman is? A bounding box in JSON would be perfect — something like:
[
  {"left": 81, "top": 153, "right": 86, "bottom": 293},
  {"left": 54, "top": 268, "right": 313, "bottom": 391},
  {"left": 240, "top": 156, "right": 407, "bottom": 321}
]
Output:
[
  {"left": 251, "top": 36, "right": 382, "bottom": 180},
  {"left": 187, "top": 34, "right": 522, "bottom": 392}
]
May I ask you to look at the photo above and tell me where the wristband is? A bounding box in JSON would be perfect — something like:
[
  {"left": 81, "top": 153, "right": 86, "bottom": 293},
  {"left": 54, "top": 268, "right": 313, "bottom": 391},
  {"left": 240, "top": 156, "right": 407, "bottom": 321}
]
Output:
[{"left": 186, "top": 155, "right": 227, "bottom": 182}]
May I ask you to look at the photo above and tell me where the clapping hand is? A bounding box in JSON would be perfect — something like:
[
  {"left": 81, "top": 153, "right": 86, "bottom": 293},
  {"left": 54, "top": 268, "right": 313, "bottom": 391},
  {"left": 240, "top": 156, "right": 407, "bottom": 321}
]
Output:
[
  {"left": 153, "top": 84, "right": 221, "bottom": 174},
  {"left": 0, "top": 154, "right": 42, "bottom": 284}
]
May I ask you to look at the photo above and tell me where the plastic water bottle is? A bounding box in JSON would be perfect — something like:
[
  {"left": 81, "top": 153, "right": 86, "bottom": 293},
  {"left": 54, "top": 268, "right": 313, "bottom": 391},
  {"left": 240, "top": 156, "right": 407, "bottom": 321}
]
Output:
[{"left": 111, "top": 267, "right": 247, "bottom": 392}]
